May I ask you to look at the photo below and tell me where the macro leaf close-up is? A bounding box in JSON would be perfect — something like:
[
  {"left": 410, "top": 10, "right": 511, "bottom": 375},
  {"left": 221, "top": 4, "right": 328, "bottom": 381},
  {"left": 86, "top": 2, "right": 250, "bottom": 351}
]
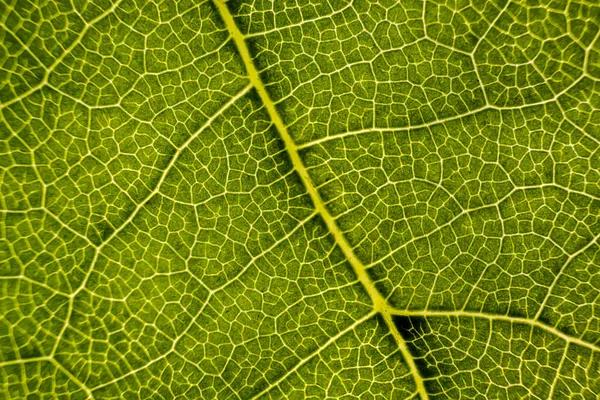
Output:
[{"left": 1, "top": 0, "right": 600, "bottom": 398}]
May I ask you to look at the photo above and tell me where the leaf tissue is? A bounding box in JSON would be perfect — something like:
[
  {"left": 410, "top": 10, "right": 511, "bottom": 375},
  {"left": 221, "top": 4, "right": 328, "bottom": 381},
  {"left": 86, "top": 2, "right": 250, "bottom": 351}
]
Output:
[{"left": 1, "top": 0, "right": 599, "bottom": 398}]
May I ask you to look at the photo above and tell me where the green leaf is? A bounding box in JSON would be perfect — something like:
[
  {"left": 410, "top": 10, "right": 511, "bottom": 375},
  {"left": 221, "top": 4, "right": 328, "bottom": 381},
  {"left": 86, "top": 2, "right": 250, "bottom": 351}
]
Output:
[{"left": 1, "top": 0, "right": 599, "bottom": 398}]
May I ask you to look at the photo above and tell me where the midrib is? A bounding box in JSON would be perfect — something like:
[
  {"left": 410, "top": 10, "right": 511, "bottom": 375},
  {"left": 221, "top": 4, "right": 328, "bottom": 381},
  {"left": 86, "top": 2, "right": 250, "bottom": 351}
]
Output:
[{"left": 212, "top": 1, "right": 429, "bottom": 399}]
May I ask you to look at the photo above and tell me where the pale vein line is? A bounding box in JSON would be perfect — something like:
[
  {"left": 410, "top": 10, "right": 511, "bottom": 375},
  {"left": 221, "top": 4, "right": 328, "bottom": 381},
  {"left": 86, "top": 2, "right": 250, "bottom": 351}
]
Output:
[
  {"left": 0, "top": 356, "right": 93, "bottom": 399},
  {"left": 244, "top": 2, "right": 354, "bottom": 38},
  {"left": 0, "top": 24, "right": 46, "bottom": 69},
  {"left": 584, "top": 30, "right": 600, "bottom": 77},
  {"left": 49, "top": 84, "right": 252, "bottom": 358},
  {"left": 209, "top": 210, "right": 318, "bottom": 293},
  {"left": 297, "top": 72, "right": 592, "bottom": 151},
  {"left": 421, "top": 0, "right": 472, "bottom": 57},
  {"left": 534, "top": 230, "right": 600, "bottom": 321},
  {"left": 249, "top": 311, "right": 377, "bottom": 399},
  {"left": 389, "top": 309, "right": 600, "bottom": 354},
  {"left": 43, "top": 208, "right": 96, "bottom": 249},
  {"left": 88, "top": 209, "right": 318, "bottom": 392},
  {"left": 0, "top": 0, "right": 123, "bottom": 111},
  {"left": 548, "top": 345, "right": 569, "bottom": 399},
  {"left": 0, "top": 356, "right": 51, "bottom": 368},
  {"left": 50, "top": 358, "right": 93, "bottom": 399},
  {"left": 213, "top": 1, "right": 429, "bottom": 398},
  {"left": 0, "top": 275, "right": 70, "bottom": 298},
  {"left": 88, "top": 84, "right": 252, "bottom": 260},
  {"left": 296, "top": 105, "right": 490, "bottom": 150},
  {"left": 471, "top": 0, "right": 511, "bottom": 56},
  {"left": 363, "top": 182, "right": 600, "bottom": 270}
]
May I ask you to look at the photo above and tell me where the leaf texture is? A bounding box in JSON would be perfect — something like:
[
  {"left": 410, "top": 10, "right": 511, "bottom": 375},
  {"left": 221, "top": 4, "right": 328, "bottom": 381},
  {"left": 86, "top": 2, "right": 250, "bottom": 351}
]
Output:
[{"left": 1, "top": 0, "right": 599, "bottom": 399}]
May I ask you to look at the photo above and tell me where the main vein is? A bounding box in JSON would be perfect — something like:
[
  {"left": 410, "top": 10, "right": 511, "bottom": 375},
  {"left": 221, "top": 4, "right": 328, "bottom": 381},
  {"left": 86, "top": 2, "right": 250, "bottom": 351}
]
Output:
[{"left": 212, "top": 1, "right": 428, "bottom": 398}]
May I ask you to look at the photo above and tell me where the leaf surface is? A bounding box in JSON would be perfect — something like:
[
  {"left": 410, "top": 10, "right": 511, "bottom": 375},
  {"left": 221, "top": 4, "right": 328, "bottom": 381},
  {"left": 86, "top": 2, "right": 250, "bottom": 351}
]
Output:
[{"left": 1, "top": 0, "right": 599, "bottom": 398}]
